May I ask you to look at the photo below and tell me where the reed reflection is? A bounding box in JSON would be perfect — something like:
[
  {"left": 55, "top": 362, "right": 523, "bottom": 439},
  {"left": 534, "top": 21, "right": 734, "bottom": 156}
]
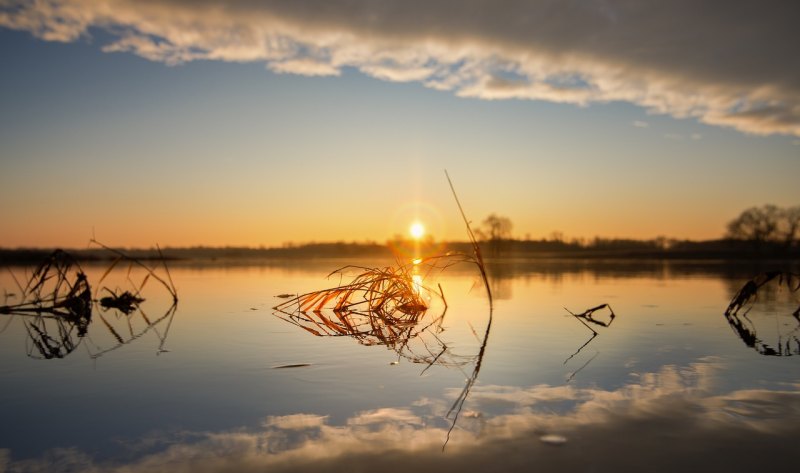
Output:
[
  {"left": 563, "top": 303, "right": 616, "bottom": 377},
  {"left": 724, "top": 271, "right": 800, "bottom": 356}
]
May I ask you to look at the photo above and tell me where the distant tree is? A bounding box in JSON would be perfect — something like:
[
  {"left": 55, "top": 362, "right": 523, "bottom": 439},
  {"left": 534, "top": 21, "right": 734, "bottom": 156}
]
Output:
[
  {"left": 654, "top": 235, "right": 676, "bottom": 250},
  {"left": 726, "top": 204, "right": 800, "bottom": 249},
  {"left": 783, "top": 206, "right": 800, "bottom": 248},
  {"left": 548, "top": 231, "right": 564, "bottom": 243},
  {"left": 479, "top": 213, "right": 513, "bottom": 255}
]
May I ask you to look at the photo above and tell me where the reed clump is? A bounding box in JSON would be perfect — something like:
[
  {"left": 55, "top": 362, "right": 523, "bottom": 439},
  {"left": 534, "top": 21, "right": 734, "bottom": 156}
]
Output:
[
  {"left": 1, "top": 241, "right": 179, "bottom": 359},
  {"left": 0, "top": 249, "right": 91, "bottom": 322},
  {"left": 273, "top": 255, "right": 475, "bottom": 360},
  {"left": 0, "top": 250, "right": 92, "bottom": 359}
]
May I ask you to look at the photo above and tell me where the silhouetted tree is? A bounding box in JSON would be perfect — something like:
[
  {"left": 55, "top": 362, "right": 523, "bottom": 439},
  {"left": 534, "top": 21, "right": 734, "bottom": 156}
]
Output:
[
  {"left": 784, "top": 206, "right": 800, "bottom": 248},
  {"left": 726, "top": 204, "right": 800, "bottom": 249},
  {"left": 478, "top": 214, "right": 513, "bottom": 255},
  {"left": 549, "top": 231, "right": 564, "bottom": 243}
]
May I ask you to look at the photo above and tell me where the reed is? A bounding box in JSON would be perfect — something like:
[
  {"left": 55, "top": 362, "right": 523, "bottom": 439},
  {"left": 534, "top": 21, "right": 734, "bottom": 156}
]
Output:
[
  {"left": 90, "top": 239, "right": 178, "bottom": 304},
  {"left": 274, "top": 256, "right": 470, "bottom": 362}
]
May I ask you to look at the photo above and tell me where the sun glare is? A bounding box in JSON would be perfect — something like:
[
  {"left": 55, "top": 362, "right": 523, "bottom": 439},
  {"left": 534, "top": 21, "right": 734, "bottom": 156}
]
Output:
[{"left": 409, "top": 222, "right": 425, "bottom": 239}]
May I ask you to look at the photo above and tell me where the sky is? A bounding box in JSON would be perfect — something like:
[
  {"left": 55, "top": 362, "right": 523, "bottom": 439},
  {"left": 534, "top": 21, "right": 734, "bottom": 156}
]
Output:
[{"left": 0, "top": 0, "right": 798, "bottom": 248}]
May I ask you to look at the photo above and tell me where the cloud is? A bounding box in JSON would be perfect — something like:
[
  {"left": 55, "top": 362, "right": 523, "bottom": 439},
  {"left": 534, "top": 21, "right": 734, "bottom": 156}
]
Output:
[
  {"left": 633, "top": 120, "right": 649, "bottom": 128},
  {"left": 269, "top": 57, "right": 341, "bottom": 77},
  {"left": 1, "top": 0, "right": 799, "bottom": 136},
  {"left": 264, "top": 414, "right": 328, "bottom": 431},
  {"left": 5, "top": 358, "right": 800, "bottom": 473}
]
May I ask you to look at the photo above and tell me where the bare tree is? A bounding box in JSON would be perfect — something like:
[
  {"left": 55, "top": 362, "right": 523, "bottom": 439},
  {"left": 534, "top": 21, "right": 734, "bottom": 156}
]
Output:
[
  {"left": 783, "top": 206, "right": 800, "bottom": 248},
  {"left": 726, "top": 205, "right": 783, "bottom": 245},
  {"left": 480, "top": 214, "right": 513, "bottom": 255},
  {"left": 726, "top": 204, "right": 800, "bottom": 249}
]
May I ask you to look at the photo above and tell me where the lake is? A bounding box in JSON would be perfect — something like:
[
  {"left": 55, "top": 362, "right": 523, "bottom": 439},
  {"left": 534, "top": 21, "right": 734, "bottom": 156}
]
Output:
[{"left": 1, "top": 257, "right": 799, "bottom": 472}]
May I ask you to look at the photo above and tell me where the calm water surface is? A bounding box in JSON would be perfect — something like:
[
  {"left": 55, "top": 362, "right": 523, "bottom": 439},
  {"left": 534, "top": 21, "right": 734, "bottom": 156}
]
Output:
[{"left": 1, "top": 259, "right": 798, "bottom": 472}]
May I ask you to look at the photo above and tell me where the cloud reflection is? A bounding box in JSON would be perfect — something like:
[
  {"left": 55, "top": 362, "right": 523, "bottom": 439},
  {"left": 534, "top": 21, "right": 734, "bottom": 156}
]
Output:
[
  {"left": 1, "top": 0, "right": 799, "bottom": 136},
  {"left": 5, "top": 358, "right": 800, "bottom": 472}
]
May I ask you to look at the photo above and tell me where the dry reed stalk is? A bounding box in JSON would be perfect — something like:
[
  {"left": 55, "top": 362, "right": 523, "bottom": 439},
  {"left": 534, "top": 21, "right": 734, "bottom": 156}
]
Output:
[
  {"left": 445, "top": 170, "right": 492, "bottom": 310},
  {"left": 565, "top": 303, "right": 616, "bottom": 335},
  {"left": 89, "top": 239, "right": 179, "bottom": 304}
]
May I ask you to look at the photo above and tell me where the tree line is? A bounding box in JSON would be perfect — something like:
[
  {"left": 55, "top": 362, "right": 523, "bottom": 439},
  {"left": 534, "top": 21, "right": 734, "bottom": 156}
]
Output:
[{"left": 473, "top": 204, "right": 799, "bottom": 256}]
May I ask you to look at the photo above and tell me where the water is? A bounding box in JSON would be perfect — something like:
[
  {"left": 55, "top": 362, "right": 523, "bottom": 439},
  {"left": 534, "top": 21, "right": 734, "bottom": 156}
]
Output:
[{"left": 1, "top": 258, "right": 798, "bottom": 472}]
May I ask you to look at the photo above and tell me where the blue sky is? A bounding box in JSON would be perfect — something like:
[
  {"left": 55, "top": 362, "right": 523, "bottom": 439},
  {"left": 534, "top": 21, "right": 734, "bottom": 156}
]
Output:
[{"left": 1, "top": 1, "right": 798, "bottom": 247}]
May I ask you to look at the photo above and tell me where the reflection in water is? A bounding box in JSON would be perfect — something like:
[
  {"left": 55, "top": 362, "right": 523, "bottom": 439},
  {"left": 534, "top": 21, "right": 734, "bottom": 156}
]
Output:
[
  {"left": 724, "top": 271, "right": 800, "bottom": 356},
  {"left": 443, "top": 304, "right": 492, "bottom": 449},
  {"left": 0, "top": 250, "right": 92, "bottom": 359},
  {"left": 0, "top": 249, "right": 178, "bottom": 359},
  {"left": 563, "top": 303, "right": 616, "bottom": 369},
  {"left": 4, "top": 259, "right": 800, "bottom": 471},
  {"left": 86, "top": 302, "right": 177, "bottom": 359},
  {"left": 4, "top": 358, "right": 799, "bottom": 473},
  {"left": 273, "top": 255, "right": 494, "bottom": 448}
]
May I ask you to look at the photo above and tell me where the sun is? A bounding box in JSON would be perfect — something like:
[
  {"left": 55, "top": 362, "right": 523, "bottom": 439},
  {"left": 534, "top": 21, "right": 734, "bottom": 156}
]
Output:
[{"left": 409, "top": 221, "right": 425, "bottom": 240}]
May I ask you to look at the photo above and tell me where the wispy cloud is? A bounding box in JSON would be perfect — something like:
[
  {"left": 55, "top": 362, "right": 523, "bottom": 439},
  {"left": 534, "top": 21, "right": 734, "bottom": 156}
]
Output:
[
  {"left": 633, "top": 120, "right": 649, "bottom": 128},
  {"left": 2, "top": 0, "right": 799, "bottom": 136}
]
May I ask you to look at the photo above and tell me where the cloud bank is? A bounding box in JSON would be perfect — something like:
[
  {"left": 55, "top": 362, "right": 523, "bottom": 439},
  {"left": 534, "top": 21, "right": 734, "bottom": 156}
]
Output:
[{"left": 1, "top": 0, "right": 799, "bottom": 136}]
